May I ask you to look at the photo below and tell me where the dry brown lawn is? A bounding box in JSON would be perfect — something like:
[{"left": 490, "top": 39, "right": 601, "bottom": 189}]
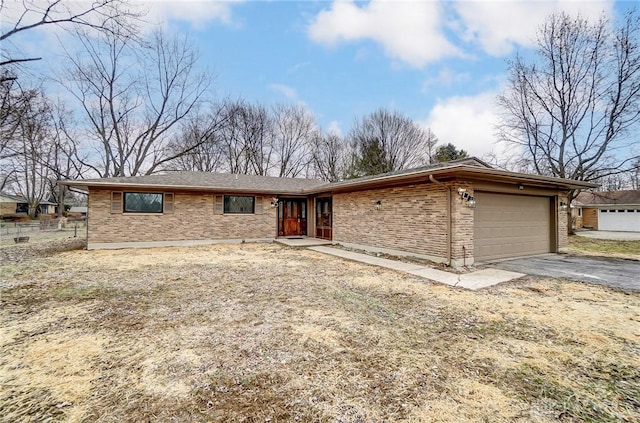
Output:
[{"left": 1, "top": 243, "right": 639, "bottom": 422}]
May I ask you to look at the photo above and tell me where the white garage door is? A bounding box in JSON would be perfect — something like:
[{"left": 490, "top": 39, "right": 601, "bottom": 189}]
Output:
[
  {"left": 599, "top": 209, "right": 640, "bottom": 232},
  {"left": 474, "top": 192, "right": 552, "bottom": 261}
]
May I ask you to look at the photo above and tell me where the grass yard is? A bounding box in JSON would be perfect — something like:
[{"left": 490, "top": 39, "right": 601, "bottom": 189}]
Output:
[
  {"left": 1, "top": 243, "right": 639, "bottom": 422},
  {"left": 568, "top": 235, "right": 640, "bottom": 260}
]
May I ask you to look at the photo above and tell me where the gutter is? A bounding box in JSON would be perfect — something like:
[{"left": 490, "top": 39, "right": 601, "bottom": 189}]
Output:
[{"left": 429, "top": 174, "right": 452, "bottom": 267}]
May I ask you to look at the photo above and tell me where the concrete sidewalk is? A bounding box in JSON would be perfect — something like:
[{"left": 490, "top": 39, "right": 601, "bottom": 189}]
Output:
[{"left": 309, "top": 246, "right": 524, "bottom": 290}]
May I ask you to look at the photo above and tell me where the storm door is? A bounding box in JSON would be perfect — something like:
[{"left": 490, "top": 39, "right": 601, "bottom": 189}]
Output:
[{"left": 315, "top": 197, "right": 332, "bottom": 240}]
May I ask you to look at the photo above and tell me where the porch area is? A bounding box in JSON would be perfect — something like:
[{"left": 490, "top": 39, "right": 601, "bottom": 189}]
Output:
[{"left": 274, "top": 237, "right": 333, "bottom": 247}]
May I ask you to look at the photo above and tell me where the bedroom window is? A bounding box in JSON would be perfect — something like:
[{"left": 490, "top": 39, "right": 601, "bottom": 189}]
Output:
[
  {"left": 224, "top": 195, "right": 255, "bottom": 214},
  {"left": 123, "top": 192, "right": 163, "bottom": 213}
]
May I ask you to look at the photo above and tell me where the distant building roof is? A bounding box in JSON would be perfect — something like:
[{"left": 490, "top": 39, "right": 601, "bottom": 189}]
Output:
[
  {"left": 0, "top": 193, "right": 56, "bottom": 205},
  {"left": 574, "top": 190, "right": 640, "bottom": 206},
  {"left": 69, "top": 206, "right": 88, "bottom": 213}
]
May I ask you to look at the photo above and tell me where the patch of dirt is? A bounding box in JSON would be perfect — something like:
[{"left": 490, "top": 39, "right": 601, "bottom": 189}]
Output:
[{"left": 1, "top": 243, "right": 638, "bottom": 422}]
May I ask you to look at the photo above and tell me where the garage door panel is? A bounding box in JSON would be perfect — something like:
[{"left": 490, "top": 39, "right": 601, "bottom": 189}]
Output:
[
  {"left": 474, "top": 192, "right": 552, "bottom": 261},
  {"left": 599, "top": 209, "right": 640, "bottom": 232}
]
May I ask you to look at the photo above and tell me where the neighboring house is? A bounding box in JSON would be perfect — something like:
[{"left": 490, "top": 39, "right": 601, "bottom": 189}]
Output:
[
  {"left": 60, "top": 158, "right": 596, "bottom": 266},
  {"left": 573, "top": 190, "right": 640, "bottom": 232},
  {"left": 0, "top": 193, "right": 56, "bottom": 217}
]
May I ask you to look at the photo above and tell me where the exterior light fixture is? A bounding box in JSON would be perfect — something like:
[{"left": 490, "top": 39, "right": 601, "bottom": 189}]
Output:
[
  {"left": 518, "top": 184, "right": 524, "bottom": 190},
  {"left": 457, "top": 188, "right": 476, "bottom": 208},
  {"left": 374, "top": 200, "right": 382, "bottom": 210},
  {"left": 560, "top": 201, "right": 568, "bottom": 211},
  {"left": 270, "top": 197, "right": 279, "bottom": 208}
]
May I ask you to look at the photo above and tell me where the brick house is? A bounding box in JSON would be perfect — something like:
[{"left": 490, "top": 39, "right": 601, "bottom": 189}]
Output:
[
  {"left": 0, "top": 192, "right": 57, "bottom": 217},
  {"left": 572, "top": 190, "right": 640, "bottom": 232},
  {"left": 60, "top": 158, "right": 596, "bottom": 265}
]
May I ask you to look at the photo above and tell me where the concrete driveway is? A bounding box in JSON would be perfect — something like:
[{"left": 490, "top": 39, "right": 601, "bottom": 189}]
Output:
[
  {"left": 493, "top": 254, "right": 640, "bottom": 291},
  {"left": 575, "top": 231, "right": 640, "bottom": 241}
]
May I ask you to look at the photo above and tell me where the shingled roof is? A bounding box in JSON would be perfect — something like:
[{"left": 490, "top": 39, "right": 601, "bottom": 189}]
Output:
[
  {"left": 62, "top": 172, "right": 326, "bottom": 195},
  {"left": 60, "top": 157, "right": 598, "bottom": 194},
  {"left": 574, "top": 190, "right": 640, "bottom": 206}
]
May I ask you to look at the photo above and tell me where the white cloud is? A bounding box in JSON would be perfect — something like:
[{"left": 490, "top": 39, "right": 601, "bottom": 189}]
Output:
[
  {"left": 267, "top": 83, "right": 311, "bottom": 110},
  {"left": 422, "top": 68, "right": 471, "bottom": 92},
  {"left": 423, "top": 91, "right": 505, "bottom": 158},
  {"left": 268, "top": 83, "right": 298, "bottom": 101},
  {"left": 326, "top": 120, "right": 343, "bottom": 137},
  {"left": 453, "top": 0, "right": 615, "bottom": 56},
  {"left": 139, "top": 0, "right": 244, "bottom": 29},
  {"left": 307, "top": 0, "right": 462, "bottom": 68}
]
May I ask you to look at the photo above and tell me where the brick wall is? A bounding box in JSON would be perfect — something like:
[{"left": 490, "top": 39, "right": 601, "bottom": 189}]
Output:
[
  {"left": 450, "top": 182, "right": 474, "bottom": 263},
  {"left": 558, "top": 194, "right": 569, "bottom": 249},
  {"left": 332, "top": 183, "right": 453, "bottom": 261},
  {"left": 0, "top": 202, "right": 17, "bottom": 215},
  {"left": 88, "top": 188, "right": 276, "bottom": 244},
  {"left": 581, "top": 207, "right": 598, "bottom": 229}
]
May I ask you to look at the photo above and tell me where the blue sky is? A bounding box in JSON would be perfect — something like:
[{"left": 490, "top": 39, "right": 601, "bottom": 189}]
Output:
[{"left": 5, "top": 0, "right": 637, "bottom": 159}]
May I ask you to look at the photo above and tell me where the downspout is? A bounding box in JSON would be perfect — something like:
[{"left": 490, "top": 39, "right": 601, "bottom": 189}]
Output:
[{"left": 429, "top": 175, "right": 452, "bottom": 267}]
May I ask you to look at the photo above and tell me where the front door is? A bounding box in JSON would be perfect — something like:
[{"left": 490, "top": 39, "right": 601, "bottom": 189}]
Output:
[{"left": 278, "top": 199, "right": 307, "bottom": 236}]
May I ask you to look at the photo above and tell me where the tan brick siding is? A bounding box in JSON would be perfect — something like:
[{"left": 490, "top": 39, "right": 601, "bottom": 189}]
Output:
[
  {"left": 451, "top": 183, "right": 474, "bottom": 262},
  {"left": 0, "top": 202, "right": 17, "bottom": 215},
  {"left": 558, "top": 195, "right": 568, "bottom": 249},
  {"left": 332, "top": 183, "right": 452, "bottom": 260},
  {"left": 88, "top": 189, "right": 276, "bottom": 243},
  {"left": 581, "top": 207, "right": 598, "bottom": 229}
]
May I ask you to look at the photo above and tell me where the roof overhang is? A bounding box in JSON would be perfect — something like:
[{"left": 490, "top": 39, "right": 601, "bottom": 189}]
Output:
[{"left": 59, "top": 165, "right": 598, "bottom": 196}]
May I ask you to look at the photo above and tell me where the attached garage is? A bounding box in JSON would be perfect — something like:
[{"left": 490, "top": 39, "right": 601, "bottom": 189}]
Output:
[{"left": 474, "top": 192, "right": 553, "bottom": 261}]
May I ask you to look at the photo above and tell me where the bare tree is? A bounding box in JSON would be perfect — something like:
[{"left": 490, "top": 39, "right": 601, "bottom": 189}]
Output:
[
  {"left": 0, "top": 0, "right": 140, "bottom": 77},
  {"left": 211, "top": 100, "right": 272, "bottom": 175},
  {"left": 164, "top": 107, "right": 228, "bottom": 172},
  {"left": 348, "top": 108, "right": 438, "bottom": 176},
  {"left": 497, "top": 10, "right": 640, "bottom": 201},
  {"left": 311, "top": 132, "right": 348, "bottom": 182},
  {"left": 1, "top": 73, "right": 30, "bottom": 189},
  {"left": 240, "top": 103, "right": 273, "bottom": 176},
  {"left": 59, "top": 26, "right": 212, "bottom": 177},
  {"left": 272, "top": 104, "right": 316, "bottom": 178},
  {"left": 8, "top": 88, "right": 57, "bottom": 216}
]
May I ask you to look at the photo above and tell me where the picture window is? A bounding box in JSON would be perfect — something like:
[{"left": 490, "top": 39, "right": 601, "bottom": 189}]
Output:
[
  {"left": 224, "top": 195, "right": 255, "bottom": 214},
  {"left": 123, "top": 192, "right": 163, "bottom": 213}
]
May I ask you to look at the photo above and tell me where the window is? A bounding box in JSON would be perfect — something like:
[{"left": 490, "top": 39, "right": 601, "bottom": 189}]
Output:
[
  {"left": 578, "top": 208, "right": 582, "bottom": 217},
  {"left": 123, "top": 192, "right": 163, "bottom": 213},
  {"left": 224, "top": 195, "right": 255, "bottom": 214}
]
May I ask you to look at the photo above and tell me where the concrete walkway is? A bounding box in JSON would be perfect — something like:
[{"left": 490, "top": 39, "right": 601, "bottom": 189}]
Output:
[{"left": 309, "top": 246, "right": 524, "bottom": 290}]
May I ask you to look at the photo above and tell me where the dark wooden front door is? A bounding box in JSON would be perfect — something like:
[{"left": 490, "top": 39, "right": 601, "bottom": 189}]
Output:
[{"left": 278, "top": 199, "right": 307, "bottom": 236}]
